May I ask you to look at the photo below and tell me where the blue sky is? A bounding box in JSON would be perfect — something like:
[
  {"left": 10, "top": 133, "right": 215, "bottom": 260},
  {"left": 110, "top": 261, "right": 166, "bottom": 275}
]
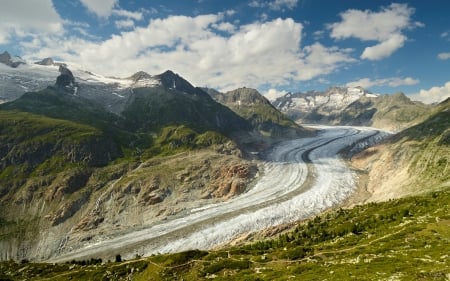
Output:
[{"left": 0, "top": 0, "right": 449, "bottom": 103}]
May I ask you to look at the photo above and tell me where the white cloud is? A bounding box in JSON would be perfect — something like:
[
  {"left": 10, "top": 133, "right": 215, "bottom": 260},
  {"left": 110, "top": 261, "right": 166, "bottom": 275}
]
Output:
[
  {"left": 19, "top": 14, "right": 355, "bottom": 92},
  {"left": 410, "top": 82, "right": 450, "bottom": 104},
  {"left": 79, "top": 0, "right": 118, "bottom": 18},
  {"left": 112, "top": 9, "right": 143, "bottom": 21},
  {"left": 0, "top": 0, "right": 63, "bottom": 44},
  {"left": 115, "top": 19, "right": 135, "bottom": 30},
  {"left": 360, "top": 34, "right": 406, "bottom": 60},
  {"left": 249, "top": 0, "right": 298, "bottom": 11},
  {"left": 438, "top": 52, "right": 450, "bottom": 60},
  {"left": 268, "top": 0, "right": 298, "bottom": 10},
  {"left": 329, "top": 3, "right": 420, "bottom": 60},
  {"left": 346, "top": 77, "right": 419, "bottom": 89},
  {"left": 264, "top": 89, "right": 288, "bottom": 101}
]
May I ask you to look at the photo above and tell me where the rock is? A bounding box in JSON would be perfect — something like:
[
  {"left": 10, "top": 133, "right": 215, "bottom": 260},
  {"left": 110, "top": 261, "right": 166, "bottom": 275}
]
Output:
[{"left": 55, "top": 65, "right": 76, "bottom": 89}]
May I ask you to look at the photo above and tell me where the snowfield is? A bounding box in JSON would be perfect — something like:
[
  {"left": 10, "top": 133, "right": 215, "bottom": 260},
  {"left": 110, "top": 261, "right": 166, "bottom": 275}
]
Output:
[{"left": 49, "top": 126, "right": 390, "bottom": 262}]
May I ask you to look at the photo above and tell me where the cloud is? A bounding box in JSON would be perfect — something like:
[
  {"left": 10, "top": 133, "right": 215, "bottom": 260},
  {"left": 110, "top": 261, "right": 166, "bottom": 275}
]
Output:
[
  {"left": 360, "top": 34, "right": 406, "bottom": 60},
  {"left": 410, "top": 81, "right": 450, "bottom": 104},
  {"left": 112, "top": 9, "right": 144, "bottom": 21},
  {"left": 249, "top": 0, "right": 298, "bottom": 11},
  {"left": 115, "top": 19, "right": 135, "bottom": 30},
  {"left": 329, "top": 3, "right": 420, "bottom": 60},
  {"left": 264, "top": 89, "right": 288, "bottom": 101},
  {"left": 438, "top": 52, "right": 450, "bottom": 60},
  {"left": 19, "top": 14, "right": 355, "bottom": 92},
  {"left": 79, "top": 0, "right": 118, "bottom": 18},
  {"left": 0, "top": 0, "right": 63, "bottom": 44},
  {"left": 346, "top": 77, "right": 419, "bottom": 89}
]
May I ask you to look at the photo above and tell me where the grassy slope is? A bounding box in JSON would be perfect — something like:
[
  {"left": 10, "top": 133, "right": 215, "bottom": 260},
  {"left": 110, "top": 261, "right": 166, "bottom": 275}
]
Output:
[{"left": 1, "top": 189, "right": 448, "bottom": 280}]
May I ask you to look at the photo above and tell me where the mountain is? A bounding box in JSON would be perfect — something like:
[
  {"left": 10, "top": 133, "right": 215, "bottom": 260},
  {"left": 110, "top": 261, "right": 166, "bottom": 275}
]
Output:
[
  {"left": 273, "top": 86, "right": 376, "bottom": 122},
  {"left": 122, "top": 71, "right": 250, "bottom": 136},
  {"left": 0, "top": 51, "right": 25, "bottom": 68},
  {"left": 0, "top": 65, "right": 265, "bottom": 262},
  {"left": 273, "top": 87, "right": 430, "bottom": 131},
  {"left": 351, "top": 98, "right": 450, "bottom": 201},
  {"left": 204, "top": 87, "right": 309, "bottom": 138},
  {"left": 35, "top": 57, "right": 55, "bottom": 66}
]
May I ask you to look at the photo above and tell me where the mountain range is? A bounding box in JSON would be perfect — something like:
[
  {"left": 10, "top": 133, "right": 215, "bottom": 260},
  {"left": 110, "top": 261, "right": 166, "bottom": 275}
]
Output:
[
  {"left": 273, "top": 87, "right": 431, "bottom": 131},
  {"left": 0, "top": 55, "right": 310, "bottom": 261}
]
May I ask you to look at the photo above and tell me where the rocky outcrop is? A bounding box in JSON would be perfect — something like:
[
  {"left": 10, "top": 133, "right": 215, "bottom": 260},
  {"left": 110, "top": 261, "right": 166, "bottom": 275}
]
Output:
[
  {"left": 55, "top": 65, "right": 76, "bottom": 90},
  {"left": 208, "top": 163, "right": 258, "bottom": 199}
]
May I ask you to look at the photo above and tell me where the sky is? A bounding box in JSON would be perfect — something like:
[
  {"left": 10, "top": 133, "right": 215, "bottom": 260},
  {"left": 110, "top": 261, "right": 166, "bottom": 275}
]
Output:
[{"left": 0, "top": 0, "right": 449, "bottom": 103}]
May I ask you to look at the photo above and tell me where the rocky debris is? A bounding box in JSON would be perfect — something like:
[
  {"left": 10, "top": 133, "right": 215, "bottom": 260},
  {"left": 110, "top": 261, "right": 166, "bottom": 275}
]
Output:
[
  {"left": 74, "top": 214, "right": 105, "bottom": 231},
  {"left": 35, "top": 57, "right": 55, "bottom": 66},
  {"left": 209, "top": 163, "right": 258, "bottom": 199},
  {"left": 50, "top": 194, "right": 89, "bottom": 226},
  {"left": 0, "top": 51, "right": 25, "bottom": 68},
  {"left": 55, "top": 65, "right": 76, "bottom": 90}
]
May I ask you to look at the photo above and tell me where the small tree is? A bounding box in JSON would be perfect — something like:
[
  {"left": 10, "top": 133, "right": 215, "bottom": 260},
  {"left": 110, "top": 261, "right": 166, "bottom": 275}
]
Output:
[{"left": 115, "top": 254, "right": 122, "bottom": 262}]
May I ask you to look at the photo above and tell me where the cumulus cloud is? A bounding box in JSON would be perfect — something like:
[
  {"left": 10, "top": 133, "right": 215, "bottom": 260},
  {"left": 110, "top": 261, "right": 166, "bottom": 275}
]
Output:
[
  {"left": 410, "top": 82, "right": 450, "bottom": 104},
  {"left": 0, "top": 0, "right": 63, "bottom": 44},
  {"left": 249, "top": 0, "right": 298, "bottom": 11},
  {"left": 438, "top": 52, "right": 450, "bottom": 60},
  {"left": 79, "top": 0, "right": 118, "bottom": 18},
  {"left": 346, "top": 77, "right": 419, "bottom": 89},
  {"left": 329, "top": 3, "right": 421, "bottom": 60},
  {"left": 360, "top": 34, "right": 406, "bottom": 60},
  {"left": 18, "top": 13, "right": 355, "bottom": 91}
]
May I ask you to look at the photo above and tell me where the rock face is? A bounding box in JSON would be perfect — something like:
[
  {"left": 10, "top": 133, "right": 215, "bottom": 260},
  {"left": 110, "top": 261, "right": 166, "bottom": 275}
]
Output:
[{"left": 55, "top": 65, "right": 76, "bottom": 90}]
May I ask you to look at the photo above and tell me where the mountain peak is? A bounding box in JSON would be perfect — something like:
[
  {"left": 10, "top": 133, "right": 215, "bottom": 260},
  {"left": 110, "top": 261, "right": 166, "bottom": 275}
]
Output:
[
  {"left": 35, "top": 57, "right": 55, "bottom": 66},
  {"left": 55, "top": 65, "right": 76, "bottom": 91},
  {"left": 0, "top": 51, "right": 25, "bottom": 68},
  {"left": 130, "top": 71, "right": 152, "bottom": 82},
  {"left": 156, "top": 70, "right": 196, "bottom": 93}
]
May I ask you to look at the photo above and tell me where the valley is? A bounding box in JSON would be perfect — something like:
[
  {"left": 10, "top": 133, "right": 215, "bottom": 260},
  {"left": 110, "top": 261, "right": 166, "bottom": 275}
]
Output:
[
  {"left": 48, "top": 126, "right": 388, "bottom": 263},
  {"left": 0, "top": 55, "right": 448, "bottom": 280}
]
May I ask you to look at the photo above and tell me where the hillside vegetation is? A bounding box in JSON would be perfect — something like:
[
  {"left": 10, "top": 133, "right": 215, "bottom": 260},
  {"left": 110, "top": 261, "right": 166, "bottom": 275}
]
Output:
[
  {"left": 351, "top": 98, "right": 450, "bottom": 201},
  {"left": 1, "top": 188, "right": 448, "bottom": 280}
]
